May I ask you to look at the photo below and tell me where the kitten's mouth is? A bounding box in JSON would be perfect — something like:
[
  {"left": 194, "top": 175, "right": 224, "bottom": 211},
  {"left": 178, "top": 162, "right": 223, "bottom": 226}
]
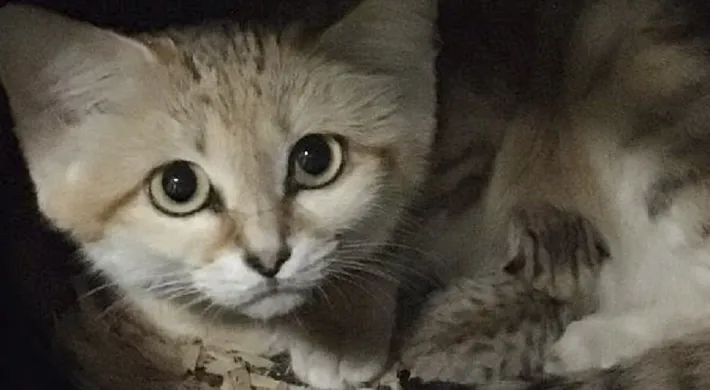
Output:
[
  {"left": 242, "top": 282, "right": 313, "bottom": 306},
  {"left": 227, "top": 285, "right": 312, "bottom": 320},
  {"left": 239, "top": 289, "right": 309, "bottom": 319},
  {"left": 185, "top": 252, "right": 333, "bottom": 320},
  {"left": 195, "top": 281, "right": 316, "bottom": 320}
]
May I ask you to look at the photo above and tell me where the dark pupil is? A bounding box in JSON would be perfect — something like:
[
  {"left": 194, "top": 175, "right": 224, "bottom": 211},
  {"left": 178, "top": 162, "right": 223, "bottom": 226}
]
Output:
[
  {"left": 295, "top": 135, "right": 332, "bottom": 175},
  {"left": 161, "top": 161, "right": 198, "bottom": 203}
]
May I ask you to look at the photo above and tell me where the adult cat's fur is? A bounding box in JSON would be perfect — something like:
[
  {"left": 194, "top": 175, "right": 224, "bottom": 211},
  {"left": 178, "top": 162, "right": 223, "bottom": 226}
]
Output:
[
  {"left": 483, "top": 0, "right": 710, "bottom": 375},
  {"left": 403, "top": 330, "right": 710, "bottom": 390},
  {"left": 401, "top": 205, "right": 608, "bottom": 385},
  {"left": 411, "top": 0, "right": 710, "bottom": 388},
  {"left": 0, "top": 2, "right": 440, "bottom": 388}
]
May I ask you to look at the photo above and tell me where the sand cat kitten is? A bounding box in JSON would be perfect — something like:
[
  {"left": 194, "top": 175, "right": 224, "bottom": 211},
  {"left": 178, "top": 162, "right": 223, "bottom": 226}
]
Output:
[
  {"left": 0, "top": 1, "right": 437, "bottom": 388},
  {"left": 400, "top": 205, "right": 608, "bottom": 385}
]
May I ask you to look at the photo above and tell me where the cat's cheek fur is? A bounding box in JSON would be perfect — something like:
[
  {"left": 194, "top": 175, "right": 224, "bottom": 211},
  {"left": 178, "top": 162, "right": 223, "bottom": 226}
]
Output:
[
  {"left": 82, "top": 200, "right": 224, "bottom": 292},
  {"left": 83, "top": 238, "right": 188, "bottom": 297},
  {"left": 295, "top": 155, "right": 382, "bottom": 227},
  {"left": 108, "top": 204, "right": 223, "bottom": 263}
]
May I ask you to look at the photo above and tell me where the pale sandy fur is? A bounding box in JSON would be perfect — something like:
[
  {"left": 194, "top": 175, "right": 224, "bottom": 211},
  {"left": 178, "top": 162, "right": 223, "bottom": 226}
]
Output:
[{"left": 0, "top": 1, "right": 440, "bottom": 389}]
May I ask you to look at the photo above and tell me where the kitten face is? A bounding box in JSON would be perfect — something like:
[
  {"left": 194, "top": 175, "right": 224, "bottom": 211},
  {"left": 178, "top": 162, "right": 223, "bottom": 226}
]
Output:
[
  {"left": 83, "top": 46, "right": 414, "bottom": 319},
  {"left": 0, "top": 2, "right": 437, "bottom": 319}
]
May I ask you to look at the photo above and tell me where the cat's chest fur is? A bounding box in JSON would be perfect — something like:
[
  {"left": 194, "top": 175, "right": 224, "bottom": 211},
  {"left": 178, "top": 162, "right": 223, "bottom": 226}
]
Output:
[{"left": 589, "top": 146, "right": 710, "bottom": 314}]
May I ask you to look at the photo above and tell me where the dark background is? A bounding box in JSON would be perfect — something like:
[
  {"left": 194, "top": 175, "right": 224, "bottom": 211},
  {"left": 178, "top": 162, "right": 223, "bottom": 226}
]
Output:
[{"left": 0, "top": 0, "right": 543, "bottom": 388}]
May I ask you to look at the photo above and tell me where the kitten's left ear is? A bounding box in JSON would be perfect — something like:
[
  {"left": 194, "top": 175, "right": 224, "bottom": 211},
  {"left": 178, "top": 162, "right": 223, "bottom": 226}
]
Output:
[
  {"left": 0, "top": 4, "right": 160, "bottom": 121},
  {"left": 0, "top": 4, "right": 166, "bottom": 238},
  {"left": 317, "top": 0, "right": 438, "bottom": 76}
]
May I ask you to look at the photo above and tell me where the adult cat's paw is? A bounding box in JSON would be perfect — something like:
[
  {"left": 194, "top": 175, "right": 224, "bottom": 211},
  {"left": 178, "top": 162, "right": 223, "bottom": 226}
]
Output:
[
  {"left": 289, "top": 342, "right": 388, "bottom": 389},
  {"left": 544, "top": 315, "right": 648, "bottom": 374}
]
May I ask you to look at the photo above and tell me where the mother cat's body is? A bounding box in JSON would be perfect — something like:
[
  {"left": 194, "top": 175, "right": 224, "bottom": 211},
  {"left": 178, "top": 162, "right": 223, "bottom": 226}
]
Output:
[{"left": 429, "top": 0, "right": 710, "bottom": 387}]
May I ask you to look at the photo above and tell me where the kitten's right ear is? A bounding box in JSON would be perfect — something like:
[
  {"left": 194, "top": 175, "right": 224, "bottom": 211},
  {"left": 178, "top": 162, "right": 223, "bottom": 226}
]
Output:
[
  {"left": 317, "top": 0, "right": 438, "bottom": 76},
  {"left": 0, "top": 4, "right": 159, "bottom": 122}
]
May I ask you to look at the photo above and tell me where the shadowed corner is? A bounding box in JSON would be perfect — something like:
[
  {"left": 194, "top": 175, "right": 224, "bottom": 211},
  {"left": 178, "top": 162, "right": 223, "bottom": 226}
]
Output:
[
  {"left": 0, "top": 58, "right": 84, "bottom": 389},
  {"left": 7, "top": 0, "right": 362, "bottom": 35}
]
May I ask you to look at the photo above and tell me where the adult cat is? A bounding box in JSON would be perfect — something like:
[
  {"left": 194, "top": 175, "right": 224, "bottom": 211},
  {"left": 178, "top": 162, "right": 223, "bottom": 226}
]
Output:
[{"left": 414, "top": 0, "right": 710, "bottom": 388}]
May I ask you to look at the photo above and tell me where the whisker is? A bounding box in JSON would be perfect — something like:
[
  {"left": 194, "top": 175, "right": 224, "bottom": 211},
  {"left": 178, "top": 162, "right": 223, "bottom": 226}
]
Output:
[
  {"left": 333, "top": 256, "right": 439, "bottom": 281},
  {"left": 325, "top": 272, "right": 392, "bottom": 308},
  {"left": 337, "top": 241, "right": 430, "bottom": 257},
  {"left": 153, "top": 286, "right": 200, "bottom": 301},
  {"left": 330, "top": 263, "right": 401, "bottom": 285},
  {"left": 315, "top": 285, "right": 333, "bottom": 309},
  {"left": 144, "top": 279, "right": 194, "bottom": 294},
  {"left": 93, "top": 294, "right": 132, "bottom": 321},
  {"left": 180, "top": 293, "right": 210, "bottom": 312},
  {"left": 77, "top": 280, "right": 120, "bottom": 301}
]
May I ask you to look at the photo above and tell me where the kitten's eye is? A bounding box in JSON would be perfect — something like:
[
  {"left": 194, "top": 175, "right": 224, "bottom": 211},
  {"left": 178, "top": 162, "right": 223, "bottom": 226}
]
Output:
[
  {"left": 289, "top": 134, "right": 345, "bottom": 189},
  {"left": 148, "top": 160, "right": 212, "bottom": 216}
]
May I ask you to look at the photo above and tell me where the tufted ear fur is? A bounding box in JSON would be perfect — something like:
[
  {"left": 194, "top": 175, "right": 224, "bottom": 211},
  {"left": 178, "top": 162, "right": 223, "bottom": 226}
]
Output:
[
  {"left": 0, "top": 4, "right": 162, "bottom": 236},
  {"left": 317, "top": 0, "right": 438, "bottom": 77},
  {"left": 0, "top": 4, "right": 159, "bottom": 121}
]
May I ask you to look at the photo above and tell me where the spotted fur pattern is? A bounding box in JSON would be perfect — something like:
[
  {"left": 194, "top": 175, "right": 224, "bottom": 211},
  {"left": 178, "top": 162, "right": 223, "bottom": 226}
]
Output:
[
  {"left": 402, "top": 331, "right": 710, "bottom": 390},
  {"left": 400, "top": 206, "right": 608, "bottom": 385},
  {"left": 404, "top": 0, "right": 710, "bottom": 388}
]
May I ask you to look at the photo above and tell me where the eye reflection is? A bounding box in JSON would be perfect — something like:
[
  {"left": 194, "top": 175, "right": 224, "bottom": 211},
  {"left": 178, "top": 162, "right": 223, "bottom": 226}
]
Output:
[
  {"left": 148, "top": 160, "right": 212, "bottom": 216},
  {"left": 288, "top": 134, "right": 345, "bottom": 190}
]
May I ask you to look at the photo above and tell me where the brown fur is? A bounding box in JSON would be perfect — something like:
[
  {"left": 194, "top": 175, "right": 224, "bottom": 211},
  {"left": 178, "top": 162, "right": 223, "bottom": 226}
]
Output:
[
  {"left": 382, "top": 1, "right": 710, "bottom": 389},
  {"left": 410, "top": 0, "right": 710, "bottom": 388},
  {"left": 400, "top": 206, "right": 608, "bottom": 385}
]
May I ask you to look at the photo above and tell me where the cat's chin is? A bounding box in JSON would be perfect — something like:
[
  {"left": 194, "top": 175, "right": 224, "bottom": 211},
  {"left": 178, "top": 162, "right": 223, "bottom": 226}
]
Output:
[{"left": 237, "top": 291, "right": 307, "bottom": 320}]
